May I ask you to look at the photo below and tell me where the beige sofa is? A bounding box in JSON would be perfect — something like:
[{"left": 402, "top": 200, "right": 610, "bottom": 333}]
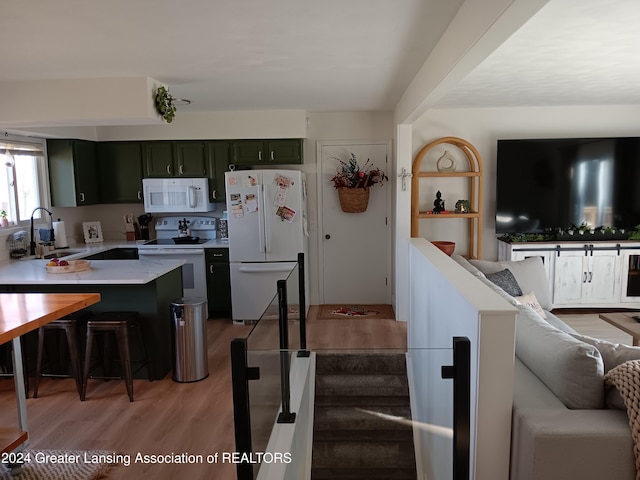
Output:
[{"left": 453, "top": 254, "right": 636, "bottom": 480}]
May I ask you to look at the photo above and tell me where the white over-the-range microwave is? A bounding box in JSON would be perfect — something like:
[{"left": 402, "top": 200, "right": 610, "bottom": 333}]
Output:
[{"left": 142, "top": 178, "right": 216, "bottom": 213}]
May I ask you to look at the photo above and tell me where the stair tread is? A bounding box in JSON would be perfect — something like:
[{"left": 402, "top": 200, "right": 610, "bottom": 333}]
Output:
[
  {"left": 313, "top": 405, "right": 413, "bottom": 431},
  {"left": 311, "top": 467, "right": 417, "bottom": 480},
  {"left": 315, "top": 394, "right": 410, "bottom": 407},
  {"left": 312, "top": 440, "right": 416, "bottom": 468},
  {"left": 315, "top": 374, "right": 409, "bottom": 396},
  {"left": 313, "top": 429, "right": 414, "bottom": 442},
  {"left": 315, "top": 353, "right": 407, "bottom": 375}
]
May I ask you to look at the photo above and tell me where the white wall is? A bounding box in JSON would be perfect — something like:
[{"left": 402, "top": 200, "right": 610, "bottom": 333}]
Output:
[{"left": 411, "top": 105, "right": 640, "bottom": 260}]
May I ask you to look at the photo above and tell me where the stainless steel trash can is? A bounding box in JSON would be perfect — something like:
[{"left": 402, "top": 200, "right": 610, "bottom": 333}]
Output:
[{"left": 170, "top": 297, "right": 209, "bottom": 382}]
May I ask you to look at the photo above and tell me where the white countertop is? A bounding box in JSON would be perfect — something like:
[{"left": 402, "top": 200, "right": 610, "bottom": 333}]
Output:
[{"left": 0, "top": 258, "right": 184, "bottom": 285}]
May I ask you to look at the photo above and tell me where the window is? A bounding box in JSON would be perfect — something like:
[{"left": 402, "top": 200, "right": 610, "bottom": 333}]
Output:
[{"left": 0, "top": 135, "right": 50, "bottom": 227}]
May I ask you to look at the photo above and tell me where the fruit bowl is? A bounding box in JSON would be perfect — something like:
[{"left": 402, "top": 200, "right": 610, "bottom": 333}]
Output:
[
  {"left": 432, "top": 241, "right": 456, "bottom": 256},
  {"left": 45, "top": 259, "right": 91, "bottom": 274}
]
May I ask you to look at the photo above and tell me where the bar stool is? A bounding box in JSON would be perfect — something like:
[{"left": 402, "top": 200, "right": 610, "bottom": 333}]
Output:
[
  {"left": 33, "top": 317, "right": 84, "bottom": 398},
  {"left": 81, "top": 312, "right": 151, "bottom": 402}
]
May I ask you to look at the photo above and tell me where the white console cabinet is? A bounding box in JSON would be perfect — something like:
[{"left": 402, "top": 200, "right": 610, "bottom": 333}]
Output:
[{"left": 498, "top": 241, "right": 640, "bottom": 308}]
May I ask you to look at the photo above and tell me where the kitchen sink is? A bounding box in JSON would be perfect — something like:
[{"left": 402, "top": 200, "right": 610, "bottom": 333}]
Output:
[{"left": 42, "top": 250, "right": 86, "bottom": 259}]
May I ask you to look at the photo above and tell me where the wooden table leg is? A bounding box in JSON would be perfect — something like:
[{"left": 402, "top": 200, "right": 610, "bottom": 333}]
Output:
[{"left": 11, "top": 337, "right": 28, "bottom": 440}]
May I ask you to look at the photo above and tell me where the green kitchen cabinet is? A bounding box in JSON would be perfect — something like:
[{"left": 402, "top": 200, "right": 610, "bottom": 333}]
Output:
[
  {"left": 144, "top": 141, "right": 175, "bottom": 177},
  {"left": 174, "top": 141, "right": 208, "bottom": 177},
  {"left": 231, "top": 140, "right": 265, "bottom": 165},
  {"left": 207, "top": 141, "right": 230, "bottom": 204},
  {"left": 144, "top": 141, "right": 208, "bottom": 177},
  {"left": 47, "top": 139, "right": 100, "bottom": 207},
  {"left": 267, "top": 139, "right": 303, "bottom": 164},
  {"left": 230, "top": 139, "right": 303, "bottom": 166},
  {"left": 97, "top": 142, "right": 144, "bottom": 203},
  {"left": 205, "top": 248, "right": 231, "bottom": 318}
]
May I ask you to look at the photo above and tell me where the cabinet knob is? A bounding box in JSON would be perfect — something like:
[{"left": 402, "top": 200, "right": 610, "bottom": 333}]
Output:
[
  {"left": 210, "top": 265, "right": 214, "bottom": 274},
  {"left": 325, "top": 234, "right": 331, "bottom": 240},
  {"left": 179, "top": 164, "right": 184, "bottom": 175},
  {"left": 79, "top": 192, "right": 85, "bottom": 202},
  {"left": 258, "top": 151, "right": 262, "bottom": 161},
  {"left": 271, "top": 151, "right": 275, "bottom": 161},
  {"left": 137, "top": 190, "right": 142, "bottom": 200},
  {"left": 166, "top": 165, "right": 172, "bottom": 175}
]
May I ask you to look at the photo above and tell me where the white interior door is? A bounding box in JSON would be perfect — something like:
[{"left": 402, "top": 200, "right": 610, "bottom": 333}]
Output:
[{"left": 318, "top": 141, "right": 391, "bottom": 304}]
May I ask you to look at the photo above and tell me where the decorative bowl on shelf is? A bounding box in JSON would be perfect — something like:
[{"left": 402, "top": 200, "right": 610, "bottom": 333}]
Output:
[
  {"left": 432, "top": 241, "right": 455, "bottom": 256},
  {"left": 45, "top": 259, "right": 91, "bottom": 274}
]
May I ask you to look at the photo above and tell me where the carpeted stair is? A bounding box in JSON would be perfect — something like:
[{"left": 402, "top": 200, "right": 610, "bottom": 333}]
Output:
[{"left": 311, "top": 353, "right": 416, "bottom": 480}]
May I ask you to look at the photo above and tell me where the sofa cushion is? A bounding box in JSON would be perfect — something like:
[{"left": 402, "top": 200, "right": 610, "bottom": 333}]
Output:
[
  {"left": 514, "top": 291, "right": 547, "bottom": 319},
  {"left": 515, "top": 304, "right": 604, "bottom": 409},
  {"left": 470, "top": 257, "right": 552, "bottom": 310},
  {"left": 570, "top": 333, "right": 640, "bottom": 409},
  {"left": 486, "top": 269, "right": 523, "bottom": 297}
]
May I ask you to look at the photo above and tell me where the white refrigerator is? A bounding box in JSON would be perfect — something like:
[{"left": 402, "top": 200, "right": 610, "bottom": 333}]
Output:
[{"left": 225, "top": 169, "right": 307, "bottom": 323}]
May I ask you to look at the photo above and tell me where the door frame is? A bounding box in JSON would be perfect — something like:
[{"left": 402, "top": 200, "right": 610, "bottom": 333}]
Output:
[{"left": 316, "top": 139, "right": 393, "bottom": 304}]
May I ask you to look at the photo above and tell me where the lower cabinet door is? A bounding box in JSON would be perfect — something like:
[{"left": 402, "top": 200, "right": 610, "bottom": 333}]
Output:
[{"left": 206, "top": 259, "right": 232, "bottom": 318}]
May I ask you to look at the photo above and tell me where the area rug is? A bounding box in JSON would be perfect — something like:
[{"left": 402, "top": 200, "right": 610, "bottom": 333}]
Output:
[
  {"left": 0, "top": 450, "right": 118, "bottom": 480},
  {"left": 317, "top": 304, "right": 395, "bottom": 320}
]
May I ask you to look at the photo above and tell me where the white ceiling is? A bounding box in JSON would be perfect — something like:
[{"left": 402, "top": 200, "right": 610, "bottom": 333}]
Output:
[
  {"left": 0, "top": 0, "right": 462, "bottom": 113},
  {"left": 435, "top": 0, "right": 640, "bottom": 108},
  {"left": 2, "top": 0, "right": 638, "bottom": 117}
]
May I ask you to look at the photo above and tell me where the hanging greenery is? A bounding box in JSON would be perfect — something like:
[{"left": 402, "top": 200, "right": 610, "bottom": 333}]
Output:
[{"left": 155, "top": 86, "right": 177, "bottom": 123}]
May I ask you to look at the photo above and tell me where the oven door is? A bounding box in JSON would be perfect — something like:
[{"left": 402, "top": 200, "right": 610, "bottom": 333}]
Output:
[{"left": 138, "top": 249, "right": 207, "bottom": 299}]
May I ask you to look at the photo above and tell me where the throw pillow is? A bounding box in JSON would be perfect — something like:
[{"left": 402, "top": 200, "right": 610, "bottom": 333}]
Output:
[
  {"left": 570, "top": 332, "right": 640, "bottom": 409},
  {"left": 514, "top": 291, "right": 547, "bottom": 319},
  {"left": 515, "top": 303, "right": 604, "bottom": 409},
  {"left": 485, "top": 269, "right": 523, "bottom": 297},
  {"left": 470, "top": 257, "right": 552, "bottom": 310}
]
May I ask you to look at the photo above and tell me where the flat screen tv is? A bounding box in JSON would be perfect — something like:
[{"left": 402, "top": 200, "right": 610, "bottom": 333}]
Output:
[{"left": 496, "top": 137, "right": 640, "bottom": 234}]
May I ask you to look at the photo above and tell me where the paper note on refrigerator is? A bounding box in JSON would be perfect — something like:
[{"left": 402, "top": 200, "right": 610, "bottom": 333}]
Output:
[
  {"left": 244, "top": 193, "right": 258, "bottom": 212},
  {"left": 276, "top": 206, "right": 296, "bottom": 223},
  {"left": 274, "top": 185, "right": 288, "bottom": 207},
  {"left": 242, "top": 175, "right": 258, "bottom": 187},
  {"left": 230, "top": 193, "right": 244, "bottom": 218}
]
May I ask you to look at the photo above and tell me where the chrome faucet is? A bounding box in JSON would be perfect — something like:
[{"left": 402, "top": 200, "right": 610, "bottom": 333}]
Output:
[{"left": 30, "top": 207, "right": 55, "bottom": 256}]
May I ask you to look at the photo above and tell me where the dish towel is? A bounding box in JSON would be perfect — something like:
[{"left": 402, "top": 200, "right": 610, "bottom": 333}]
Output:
[{"left": 605, "top": 360, "right": 640, "bottom": 480}]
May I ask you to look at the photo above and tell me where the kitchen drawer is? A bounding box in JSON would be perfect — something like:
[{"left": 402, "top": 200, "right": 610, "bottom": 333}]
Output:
[{"left": 205, "top": 248, "right": 229, "bottom": 263}]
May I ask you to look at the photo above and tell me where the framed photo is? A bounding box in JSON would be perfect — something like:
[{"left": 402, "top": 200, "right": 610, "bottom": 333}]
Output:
[{"left": 82, "top": 221, "right": 104, "bottom": 244}]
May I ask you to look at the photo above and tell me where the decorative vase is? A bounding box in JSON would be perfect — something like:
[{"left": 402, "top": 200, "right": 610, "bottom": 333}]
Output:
[
  {"left": 338, "top": 187, "right": 370, "bottom": 213},
  {"left": 1, "top": 217, "right": 8, "bottom": 227}
]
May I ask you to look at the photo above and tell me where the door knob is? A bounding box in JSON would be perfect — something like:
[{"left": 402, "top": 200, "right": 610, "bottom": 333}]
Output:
[{"left": 325, "top": 234, "right": 331, "bottom": 239}]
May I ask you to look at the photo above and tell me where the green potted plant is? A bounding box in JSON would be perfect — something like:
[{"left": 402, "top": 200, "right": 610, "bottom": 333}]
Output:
[
  {"left": 330, "top": 153, "right": 387, "bottom": 213},
  {"left": 155, "top": 86, "right": 177, "bottom": 123}
]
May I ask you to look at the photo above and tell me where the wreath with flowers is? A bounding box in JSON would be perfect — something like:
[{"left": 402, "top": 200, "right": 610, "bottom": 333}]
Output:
[{"left": 329, "top": 153, "right": 388, "bottom": 189}]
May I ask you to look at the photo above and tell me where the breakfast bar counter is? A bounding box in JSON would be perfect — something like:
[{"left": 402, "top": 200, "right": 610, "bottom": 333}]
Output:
[
  {"left": 0, "top": 258, "right": 184, "bottom": 285},
  {"left": 0, "top": 260, "right": 185, "bottom": 380}
]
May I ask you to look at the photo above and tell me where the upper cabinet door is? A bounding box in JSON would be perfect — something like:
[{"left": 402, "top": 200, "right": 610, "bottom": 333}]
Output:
[
  {"left": 232, "top": 140, "right": 266, "bottom": 165},
  {"left": 267, "top": 139, "right": 302, "bottom": 164},
  {"left": 97, "top": 142, "right": 143, "bottom": 203},
  {"left": 174, "top": 141, "right": 208, "bottom": 176},
  {"left": 144, "top": 141, "right": 175, "bottom": 177},
  {"left": 207, "top": 141, "right": 230, "bottom": 203},
  {"left": 47, "top": 139, "right": 100, "bottom": 207}
]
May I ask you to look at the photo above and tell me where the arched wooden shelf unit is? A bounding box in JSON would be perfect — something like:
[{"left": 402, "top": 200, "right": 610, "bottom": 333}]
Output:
[{"left": 411, "top": 136, "right": 483, "bottom": 259}]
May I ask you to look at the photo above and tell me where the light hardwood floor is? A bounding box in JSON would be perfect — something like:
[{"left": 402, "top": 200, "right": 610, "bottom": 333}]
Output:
[
  {"left": 0, "top": 305, "right": 406, "bottom": 479},
  {"left": 556, "top": 313, "right": 633, "bottom": 344}
]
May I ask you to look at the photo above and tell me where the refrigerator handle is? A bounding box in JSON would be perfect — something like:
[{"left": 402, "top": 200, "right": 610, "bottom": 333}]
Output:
[
  {"left": 264, "top": 184, "right": 271, "bottom": 253},
  {"left": 258, "top": 185, "right": 266, "bottom": 253}
]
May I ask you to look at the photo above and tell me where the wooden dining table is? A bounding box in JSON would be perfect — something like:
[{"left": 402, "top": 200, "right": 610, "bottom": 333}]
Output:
[{"left": 0, "top": 292, "right": 100, "bottom": 456}]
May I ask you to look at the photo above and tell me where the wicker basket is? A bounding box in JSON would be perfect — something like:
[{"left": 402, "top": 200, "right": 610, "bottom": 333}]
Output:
[{"left": 338, "top": 187, "right": 370, "bottom": 213}]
